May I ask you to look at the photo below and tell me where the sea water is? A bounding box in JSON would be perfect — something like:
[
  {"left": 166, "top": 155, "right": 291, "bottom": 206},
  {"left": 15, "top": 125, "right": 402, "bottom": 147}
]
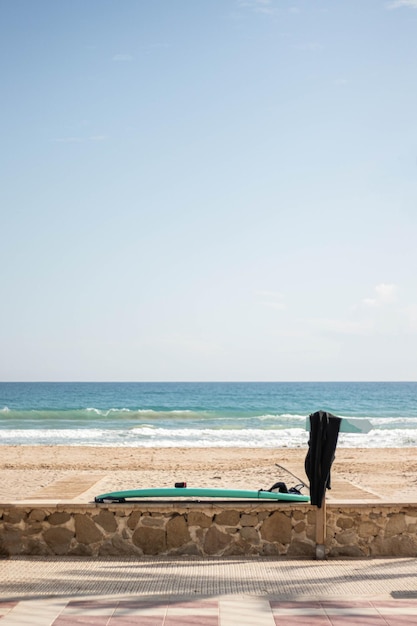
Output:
[{"left": 0, "top": 381, "right": 416, "bottom": 448}]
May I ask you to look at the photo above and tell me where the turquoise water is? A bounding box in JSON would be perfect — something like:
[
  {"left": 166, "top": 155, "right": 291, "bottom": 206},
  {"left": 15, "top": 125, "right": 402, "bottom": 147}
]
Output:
[{"left": 0, "top": 381, "right": 416, "bottom": 447}]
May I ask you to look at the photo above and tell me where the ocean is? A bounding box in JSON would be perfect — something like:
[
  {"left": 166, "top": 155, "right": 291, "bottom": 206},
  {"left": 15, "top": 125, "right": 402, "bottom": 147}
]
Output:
[{"left": 0, "top": 381, "right": 416, "bottom": 448}]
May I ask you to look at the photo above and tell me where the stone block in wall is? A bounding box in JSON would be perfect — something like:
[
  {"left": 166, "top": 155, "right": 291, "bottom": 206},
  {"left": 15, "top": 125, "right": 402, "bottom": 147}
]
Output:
[
  {"left": 307, "top": 509, "right": 316, "bottom": 524},
  {"left": 188, "top": 511, "right": 212, "bottom": 528},
  {"left": 44, "top": 527, "right": 74, "bottom": 555},
  {"left": 28, "top": 509, "right": 47, "bottom": 523},
  {"left": 127, "top": 510, "right": 142, "bottom": 530},
  {"left": 358, "top": 521, "right": 379, "bottom": 538},
  {"left": 241, "top": 514, "right": 258, "bottom": 527},
  {"left": 132, "top": 526, "right": 166, "bottom": 555},
  {"left": 240, "top": 526, "right": 259, "bottom": 544},
  {"left": 167, "top": 515, "right": 190, "bottom": 549},
  {"left": 74, "top": 514, "right": 104, "bottom": 545},
  {"left": 142, "top": 515, "right": 166, "bottom": 528},
  {"left": 260, "top": 511, "right": 291, "bottom": 544},
  {"left": 293, "top": 510, "right": 305, "bottom": 521},
  {"left": 93, "top": 510, "right": 117, "bottom": 533},
  {"left": 336, "top": 516, "right": 354, "bottom": 530},
  {"left": 48, "top": 511, "right": 71, "bottom": 526},
  {"left": 287, "top": 540, "right": 315, "bottom": 557},
  {"left": 3, "top": 510, "right": 27, "bottom": 524},
  {"left": 0, "top": 528, "right": 24, "bottom": 555},
  {"left": 204, "top": 526, "right": 232, "bottom": 555},
  {"left": 385, "top": 514, "right": 407, "bottom": 538},
  {"left": 215, "top": 510, "right": 240, "bottom": 526}
]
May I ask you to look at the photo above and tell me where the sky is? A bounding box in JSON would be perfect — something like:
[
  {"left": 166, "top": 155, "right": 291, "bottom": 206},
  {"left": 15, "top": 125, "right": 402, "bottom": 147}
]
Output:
[{"left": 1, "top": 0, "right": 417, "bottom": 382}]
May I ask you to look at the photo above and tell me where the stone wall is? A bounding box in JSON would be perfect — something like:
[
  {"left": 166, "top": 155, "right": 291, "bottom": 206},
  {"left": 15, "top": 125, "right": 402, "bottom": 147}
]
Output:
[
  {"left": 1, "top": 501, "right": 417, "bottom": 558},
  {"left": 326, "top": 504, "right": 417, "bottom": 557}
]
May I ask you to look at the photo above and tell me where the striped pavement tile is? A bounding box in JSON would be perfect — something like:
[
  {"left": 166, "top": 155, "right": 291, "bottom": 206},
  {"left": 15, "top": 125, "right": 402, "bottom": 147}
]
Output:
[{"left": 1, "top": 598, "right": 417, "bottom": 625}]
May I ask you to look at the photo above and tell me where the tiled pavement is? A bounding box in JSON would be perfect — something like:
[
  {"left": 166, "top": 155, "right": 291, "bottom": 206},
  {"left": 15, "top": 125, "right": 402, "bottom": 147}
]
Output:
[
  {"left": 1, "top": 556, "right": 417, "bottom": 625},
  {"left": 2, "top": 597, "right": 417, "bottom": 625}
]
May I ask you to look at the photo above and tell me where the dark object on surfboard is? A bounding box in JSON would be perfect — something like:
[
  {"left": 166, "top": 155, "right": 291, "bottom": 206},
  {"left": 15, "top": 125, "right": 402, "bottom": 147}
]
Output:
[
  {"left": 262, "top": 481, "right": 305, "bottom": 495},
  {"left": 94, "top": 482, "right": 310, "bottom": 504},
  {"left": 305, "top": 410, "right": 341, "bottom": 509}
]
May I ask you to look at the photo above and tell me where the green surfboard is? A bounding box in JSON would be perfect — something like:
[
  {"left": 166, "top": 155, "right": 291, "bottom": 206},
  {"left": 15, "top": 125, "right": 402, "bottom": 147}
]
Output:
[{"left": 94, "top": 487, "right": 309, "bottom": 503}]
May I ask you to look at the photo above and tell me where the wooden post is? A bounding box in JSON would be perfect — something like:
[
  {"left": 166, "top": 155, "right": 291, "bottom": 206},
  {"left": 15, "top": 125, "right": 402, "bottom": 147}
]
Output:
[{"left": 315, "top": 495, "right": 326, "bottom": 559}]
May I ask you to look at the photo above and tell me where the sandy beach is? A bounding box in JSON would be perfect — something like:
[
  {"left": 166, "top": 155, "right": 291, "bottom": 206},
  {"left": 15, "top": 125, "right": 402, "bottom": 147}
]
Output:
[{"left": 1, "top": 445, "right": 416, "bottom": 502}]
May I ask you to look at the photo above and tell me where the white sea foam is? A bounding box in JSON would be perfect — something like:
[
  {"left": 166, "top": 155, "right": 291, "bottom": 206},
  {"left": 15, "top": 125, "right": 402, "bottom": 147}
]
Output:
[
  {"left": 370, "top": 417, "right": 417, "bottom": 427},
  {"left": 86, "top": 407, "right": 132, "bottom": 416},
  {"left": 0, "top": 427, "right": 308, "bottom": 447},
  {"left": 129, "top": 427, "right": 309, "bottom": 447},
  {"left": 258, "top": 413, "right": 306, "bottom": 422},
  {"left": 1, "top": 425, "right": 417, "bottom": 447}
]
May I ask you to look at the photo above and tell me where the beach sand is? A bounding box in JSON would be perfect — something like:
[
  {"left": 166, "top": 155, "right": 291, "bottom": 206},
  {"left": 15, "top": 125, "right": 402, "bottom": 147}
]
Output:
[{"left": 1, "top": 446, "right": 417, "bottom": 502}]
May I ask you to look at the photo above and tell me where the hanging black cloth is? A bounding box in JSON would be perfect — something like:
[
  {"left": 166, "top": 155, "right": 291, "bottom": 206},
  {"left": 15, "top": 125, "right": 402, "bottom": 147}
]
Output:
[{"left": 305, "top": 411, "right": 341, "bottom": 508}]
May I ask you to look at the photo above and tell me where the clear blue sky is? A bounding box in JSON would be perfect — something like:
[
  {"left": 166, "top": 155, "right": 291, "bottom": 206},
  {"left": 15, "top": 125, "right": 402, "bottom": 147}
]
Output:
[{"left": 1, "top": 0, "right": 417, "bottom": 381}]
